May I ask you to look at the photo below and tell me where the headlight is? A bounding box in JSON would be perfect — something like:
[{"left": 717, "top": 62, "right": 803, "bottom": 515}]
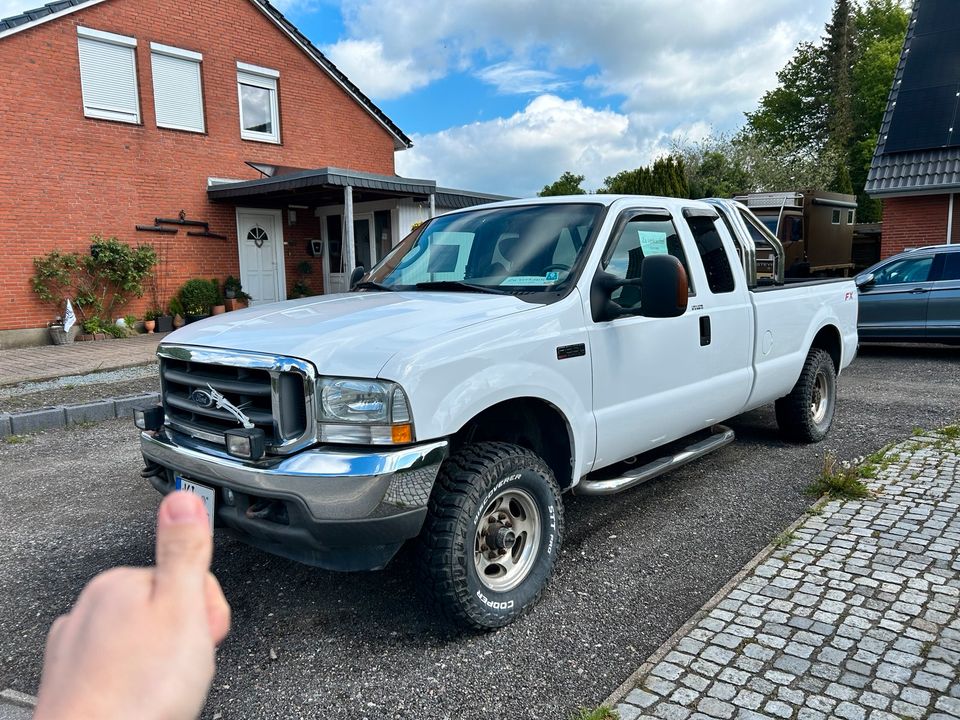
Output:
[{"left": 317, "top": 378, "right": 414, "bottom": 445}]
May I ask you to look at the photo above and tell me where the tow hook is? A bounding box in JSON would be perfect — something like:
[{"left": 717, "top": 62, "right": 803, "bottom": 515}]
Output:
[{"left": 246, "top": 498, "right": 289, "bottom": 525}]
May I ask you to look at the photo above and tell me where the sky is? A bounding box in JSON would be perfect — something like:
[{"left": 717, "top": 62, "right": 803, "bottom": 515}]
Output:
[{"left": 2, "top": 0, "right": 837, "bottom": 196}]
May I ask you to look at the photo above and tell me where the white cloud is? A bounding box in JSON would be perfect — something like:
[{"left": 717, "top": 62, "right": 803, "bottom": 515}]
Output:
[
  {"left": 476, "top": 62, "right": 571, "bottom": 95},
  {"left": 323, "top": 38, "right": 438, "bottom": 99},
  {"left": 396, "top": 94, "right": 677, "bottom": 197}
]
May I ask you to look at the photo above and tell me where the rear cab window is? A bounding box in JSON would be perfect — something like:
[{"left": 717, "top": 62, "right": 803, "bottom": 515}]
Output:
[{"left": 684, "top": 211, "right": 736, "bottom": 294}]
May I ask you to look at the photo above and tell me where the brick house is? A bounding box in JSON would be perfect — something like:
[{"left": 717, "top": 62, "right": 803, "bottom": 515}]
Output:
[
  {"left": 0, "top": 0, "right": 502, "bottom": 347},
  {"left": 865, "top": 0, "right": 960, "bottom": 258}
]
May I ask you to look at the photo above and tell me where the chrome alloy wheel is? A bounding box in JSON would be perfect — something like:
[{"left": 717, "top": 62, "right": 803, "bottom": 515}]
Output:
[
  {"left": 811, "top": 370, "right": 829, "bottom": 424},
  {"left": 474, "top": 488, "right": 542, "bottom": 592}
]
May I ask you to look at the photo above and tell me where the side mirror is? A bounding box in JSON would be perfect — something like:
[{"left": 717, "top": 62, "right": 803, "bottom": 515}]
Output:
[
  {"left": 590, "top": 255, "right": 689, "bottom": 322},
  {"left": 640, "top": 254, "right": 689, "bottom": 318},
  {"left": 348, "top": 266, "right": 365, "bottom": 290},
  {"left": 854, "top": 272, "right": 874, "bottom": 289}
]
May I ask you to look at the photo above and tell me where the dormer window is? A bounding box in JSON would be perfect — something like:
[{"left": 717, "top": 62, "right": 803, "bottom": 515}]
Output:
[{"left": 237, "top": 62, "right": 280, "bottom": 143}]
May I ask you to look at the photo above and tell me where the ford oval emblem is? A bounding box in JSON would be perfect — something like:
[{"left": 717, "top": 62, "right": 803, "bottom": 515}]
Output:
[{"left": 190, "top": 389, "right": 215, "bottom": 408}]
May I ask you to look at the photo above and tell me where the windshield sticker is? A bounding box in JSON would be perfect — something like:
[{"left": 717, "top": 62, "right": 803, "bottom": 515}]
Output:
[
  {"left": 638, "top": 230, "right": 668, "bottom": 255},
  {"left": 500, "top": 275, "right": 563, "bottom": 286}
]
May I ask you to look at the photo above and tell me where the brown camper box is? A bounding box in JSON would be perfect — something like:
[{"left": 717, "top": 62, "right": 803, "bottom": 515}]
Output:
[{"left": 733, "top": 190, "right": 857, "bottom": 277}]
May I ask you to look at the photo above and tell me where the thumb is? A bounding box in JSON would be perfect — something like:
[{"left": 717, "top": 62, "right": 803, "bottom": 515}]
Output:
[{"left": 153, "top": 491, "right": 212, "bottom": 602}]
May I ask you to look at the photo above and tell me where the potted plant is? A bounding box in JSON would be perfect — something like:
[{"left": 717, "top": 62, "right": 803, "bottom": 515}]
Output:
[
  {"left": 223, "top": 276, "right": 251, "bottom": 310},
  {"left": 178, "top": 278, "right": 219, "bottom": 323},
  {"left": 210, "top": 278, "right": 226, "bottom": 315},
  {"left": 166, "top": 297, "right": 183, "bottom": 331},
  {"left": 143, "top": 308, "right": 160, "bottom": 334}
]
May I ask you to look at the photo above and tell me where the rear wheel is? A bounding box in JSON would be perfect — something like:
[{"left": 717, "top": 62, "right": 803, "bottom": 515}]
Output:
[
  {"left": 417, "top": 442, "right": 564, "bottom": 629},
  {"left": 775, "top": 347, "right": 837, "bottom": 442}
]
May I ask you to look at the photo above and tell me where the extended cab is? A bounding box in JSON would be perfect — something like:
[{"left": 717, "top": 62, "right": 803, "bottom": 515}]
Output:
[{"left": 136, "top": 196, "right": 858, "bottom": 628}]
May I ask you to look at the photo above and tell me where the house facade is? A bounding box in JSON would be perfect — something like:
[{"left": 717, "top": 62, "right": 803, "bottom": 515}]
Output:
[
  {"left": 866, "top": 0, "right": 960, "bottom": 258},
  {"left": 0, "top": 0, "right": 502, "bottom": 347}
]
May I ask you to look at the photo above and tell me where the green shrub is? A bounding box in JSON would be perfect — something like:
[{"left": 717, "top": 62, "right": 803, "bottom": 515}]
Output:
[
  {"left": 32, "top": 236, "right": 156, "bottom": 324},
  {"left": 178, "top": 279, "right": 220, "bottom": 315}
]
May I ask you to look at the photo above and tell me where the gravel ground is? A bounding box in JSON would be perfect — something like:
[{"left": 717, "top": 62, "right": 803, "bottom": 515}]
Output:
[
  {"left": 0, "top": 366, "right": 158, "bottom": 414},
  {"left": 1, "top": 344, "right": 958, "bottom": 720}
]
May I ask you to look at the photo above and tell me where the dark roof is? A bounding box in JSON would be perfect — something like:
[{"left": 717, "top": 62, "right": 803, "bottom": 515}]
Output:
[
  {"left": 208, "top": 166, "right": 437, "bottom": 204},
  {"left": 0, "top": 0, "right": 412, "bottom": 150},
  {"left": 435, "top": 187, "right": 513, "bottom": 209},
  {"left": 866, "top": 0, "right": 960, "bottom": 196},
  {"left": 0, "top": 0, "right": 89, "bottom": 31}
]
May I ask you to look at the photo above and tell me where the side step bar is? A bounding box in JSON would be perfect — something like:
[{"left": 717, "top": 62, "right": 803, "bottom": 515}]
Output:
[{"left": 574, "top": 425, "right": 735, "bottom": 496}]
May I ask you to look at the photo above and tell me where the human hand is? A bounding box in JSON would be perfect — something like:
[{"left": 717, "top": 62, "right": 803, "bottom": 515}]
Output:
[{"left": 34, "top": 491, "right": 231, "bottom": 720}]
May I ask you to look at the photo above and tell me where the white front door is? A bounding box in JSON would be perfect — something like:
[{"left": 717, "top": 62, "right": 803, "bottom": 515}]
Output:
[
  {"left": 325, "top": 213, "right": 376, "bottom": 293},
  {"left": 237, "top": 209, "right": 285, "bottom": 305}
]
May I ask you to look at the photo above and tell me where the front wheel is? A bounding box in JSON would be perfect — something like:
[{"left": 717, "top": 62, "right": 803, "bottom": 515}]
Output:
[
  {"left": 417, "top": 442, "right": 564, "bottom": 630},
  {"left": 775, "top": 347, "right": 837, "bottom": 442}
]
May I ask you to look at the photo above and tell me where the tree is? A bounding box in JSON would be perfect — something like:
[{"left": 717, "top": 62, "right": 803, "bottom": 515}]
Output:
[
  {"left": 600, "top": 156, "right": 689, "bottom": 197},
  {"left": 538, "top": 171, "right": 587, "bottom": 196},
  {"left": 746, "top": 0, "right": 908, "bottom": 221}
]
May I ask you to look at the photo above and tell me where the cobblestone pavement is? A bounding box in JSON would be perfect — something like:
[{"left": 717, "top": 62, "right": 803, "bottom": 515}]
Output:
[
  {"left": 614, "top": 430, "right": 960, "bottom": 720},
  {"left": 0, "top": 333, "right": 165, "bottom": 386}
]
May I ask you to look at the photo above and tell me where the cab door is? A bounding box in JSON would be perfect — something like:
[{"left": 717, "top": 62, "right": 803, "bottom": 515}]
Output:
[{"left": 586, "top": 208, "right": 751, "bottom": 469}]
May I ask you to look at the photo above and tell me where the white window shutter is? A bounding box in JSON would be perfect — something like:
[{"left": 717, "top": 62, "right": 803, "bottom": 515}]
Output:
[
  {"left": 77, "top": 35, "right": 140, "bottom": 123},
  {"left": 151, "top": 50, "right": 204, "bottom": 132}
]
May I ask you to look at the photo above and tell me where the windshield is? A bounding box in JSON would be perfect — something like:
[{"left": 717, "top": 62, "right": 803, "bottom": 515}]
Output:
[{"left": 364, "top": 203, "right": 603, "bottom": 292}]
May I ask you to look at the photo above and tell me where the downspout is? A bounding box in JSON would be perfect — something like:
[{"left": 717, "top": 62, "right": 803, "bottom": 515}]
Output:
[
  {"left": 948, "top": 192, "right": 955, "bottom": 245},
  {"left": 428, "top": 193, "right": 436, "bottom": 219}
]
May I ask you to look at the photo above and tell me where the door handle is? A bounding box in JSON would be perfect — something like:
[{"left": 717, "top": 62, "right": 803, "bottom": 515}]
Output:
[
  {"left": 908, "top": 287, "right": 929, "bottom": 294},
  {"left": 699, "top": 315, "right": 711, "bottom": 346}
]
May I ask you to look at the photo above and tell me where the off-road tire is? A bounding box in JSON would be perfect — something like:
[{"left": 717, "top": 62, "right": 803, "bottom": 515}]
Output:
[
  {"left": 775, "top": 347, "right": 837, "bottom": 443},
  {"left": 417, "top": 441, "right": 564, "bottom": 630}
]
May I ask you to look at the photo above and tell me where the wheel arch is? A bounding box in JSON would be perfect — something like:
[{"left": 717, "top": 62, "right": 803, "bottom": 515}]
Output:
[
  {"left": 810, "top": 323, "right": 842, "bottom": 372},
  {"left": 450, "top": 397, "right": 576, "bottom": 490}
]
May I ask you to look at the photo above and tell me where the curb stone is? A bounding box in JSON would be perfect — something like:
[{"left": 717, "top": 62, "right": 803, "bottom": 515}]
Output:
[
  {"left": 0, "top": 690, "right": 35, "bottom": 709},
  {"left": 0, "top": 393, "right": 159, "bottom": 438}
]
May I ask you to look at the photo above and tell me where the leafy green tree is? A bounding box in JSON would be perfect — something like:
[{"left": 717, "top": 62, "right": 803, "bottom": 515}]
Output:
[
  {"left": 539, "top": 171, "right": 587, "bottom": 196},
  {"left": 600, "top": 156, "right": 689, "bottom": 197},
  {"left": 746, "top": 0, "right": 908, "bottom": 221}
]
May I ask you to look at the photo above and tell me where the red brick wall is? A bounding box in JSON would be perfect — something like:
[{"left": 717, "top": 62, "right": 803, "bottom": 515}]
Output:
[
  {"left": 880, "top": 194, "right": 951, "bottom": 258},
  {"left": 0, "top": 0, "right": 396, "bottom": 330}
]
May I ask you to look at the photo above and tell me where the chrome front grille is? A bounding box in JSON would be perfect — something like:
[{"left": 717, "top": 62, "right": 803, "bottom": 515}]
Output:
[{"left": 157, "top": 345, "right": 316, "bottom": 455}]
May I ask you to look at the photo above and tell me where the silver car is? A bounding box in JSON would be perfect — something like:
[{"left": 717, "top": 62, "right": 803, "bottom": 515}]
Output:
[{"left": 855, "top": 244, "right": 960, "bottom": 344}]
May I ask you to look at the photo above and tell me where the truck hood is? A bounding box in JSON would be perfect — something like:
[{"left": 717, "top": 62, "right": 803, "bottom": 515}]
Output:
[{"left": 163, "top": 291, "right": 538, "bottom": 377}]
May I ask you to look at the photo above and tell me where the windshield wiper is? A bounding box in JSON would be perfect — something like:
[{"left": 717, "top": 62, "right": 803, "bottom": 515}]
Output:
[
  {"left": 353, "top": 280, "right": 394, "bottom": 292},
  {"left": 413, "top": 281, "right": 506, "bottom": 294}
]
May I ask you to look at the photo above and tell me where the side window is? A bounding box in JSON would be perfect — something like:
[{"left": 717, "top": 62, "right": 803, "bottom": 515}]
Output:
[
  {"left": 938, "top": 253, "right": 960, "bottom": 281},
  {"left": 872, "top": 256, "right": 933, "bottom": 286},
  {"left": 831, "top": 209, "right": 841, "bottom": 225},
  {"left": 847, "top": 209, "right": 855, "bottom": 225},
  {"left": 602, "top": 215, "right": 692, "bottom": 310},
  {"left": 686, "top": 214, "right": 736, "bottom": 293}
]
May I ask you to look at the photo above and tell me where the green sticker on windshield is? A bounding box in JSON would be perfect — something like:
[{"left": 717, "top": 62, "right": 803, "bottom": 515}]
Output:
[{"left": 638, "top": 230, "right": 668, "bottom": 255}]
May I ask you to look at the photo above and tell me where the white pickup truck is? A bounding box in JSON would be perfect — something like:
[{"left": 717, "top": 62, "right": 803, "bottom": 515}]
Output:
[{"left": 136, "top": 195, "right": 858, "bottom": 629}]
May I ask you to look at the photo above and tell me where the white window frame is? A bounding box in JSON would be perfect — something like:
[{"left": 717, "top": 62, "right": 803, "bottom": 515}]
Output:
[
  {"left": 77, "top": 26, "right": 140, "bottom": 124},
  {"left": 150, "top": 42, "right": 205, "bottom": 133},
  {"left": 846, "top": 209, "right": 855, "bottom": 225},
  {"left": 831, "top": 209, "right": 842, "bottom": 225},
  {"left": 237, "top": 62, "right": 280, "bottom": 144}
]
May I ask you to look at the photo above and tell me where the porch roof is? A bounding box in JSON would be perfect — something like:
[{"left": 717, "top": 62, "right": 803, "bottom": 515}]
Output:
[
  {"left": 207, "top": 166, "right": 437, "bottom": 207},
  {"left": 208, "top": 166, "right": 514, "bottom": 210}
]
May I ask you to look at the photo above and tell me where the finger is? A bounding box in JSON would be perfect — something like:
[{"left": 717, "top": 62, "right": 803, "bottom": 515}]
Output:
[
  {"left": 44, "top": 614, "right": 70, "bottom": 653},
  {"left": 204, "top": 573, "right": 231, "bottom": 644},
  {"left": 153, "top": 491, "right": 211, "bottom": 602}
]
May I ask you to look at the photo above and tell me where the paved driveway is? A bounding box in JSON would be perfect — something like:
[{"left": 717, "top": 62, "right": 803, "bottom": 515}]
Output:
[{"left": 1, "top": 345, "right": 958, "bottom": 719}]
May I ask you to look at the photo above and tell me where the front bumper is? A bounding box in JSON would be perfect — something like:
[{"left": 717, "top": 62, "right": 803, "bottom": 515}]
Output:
[{"left": 140, "top": 428, "right": 448, "bottom": 571}]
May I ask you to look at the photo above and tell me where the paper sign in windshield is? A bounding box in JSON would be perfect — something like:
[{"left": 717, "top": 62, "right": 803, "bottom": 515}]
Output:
[{"left": 638, "top": 230, "right": 668, "bottom": 255}]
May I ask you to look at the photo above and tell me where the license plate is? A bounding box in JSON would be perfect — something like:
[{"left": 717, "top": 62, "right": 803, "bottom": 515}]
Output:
[{"left": 174, "top": 475, "right": 215, "bottom": 534}]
